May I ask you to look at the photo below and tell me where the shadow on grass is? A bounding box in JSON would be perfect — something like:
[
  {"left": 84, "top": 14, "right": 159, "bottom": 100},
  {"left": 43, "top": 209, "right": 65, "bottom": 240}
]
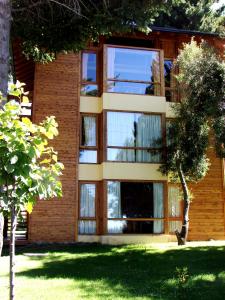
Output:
[{"left": 10, "top": 244, "right": 225, "bottom": 299}]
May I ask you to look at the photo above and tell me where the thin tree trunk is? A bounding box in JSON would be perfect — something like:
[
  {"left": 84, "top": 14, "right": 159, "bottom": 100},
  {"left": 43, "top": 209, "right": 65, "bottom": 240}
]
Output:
[
  {"left": 10, "top": 204, "right": 17, "bottom": 300},
  {"left": 175, "top": 163, "right": 190, "bottom": 245},
  {"left": 0, "top": 213, "right": 4, "bottom": 256},
  {"left": 0, "top": 0, "right": 11, "bottom": 97},
  {"left": 0, "top": 0, "right": 11, "bottom": 258}
]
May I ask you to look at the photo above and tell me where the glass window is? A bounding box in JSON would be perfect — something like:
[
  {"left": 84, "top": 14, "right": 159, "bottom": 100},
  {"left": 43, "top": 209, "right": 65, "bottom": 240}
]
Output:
[
  {"left": 79, "top": 183, "right": 96, "bottom": 234},
  {"left": 168, "top": 185, "right": 182, "bottom": 234},
  {"left": 107, "top": 181, "right": 164, "bottom": 234},
  {"left": 79, "top": 115, "right": 98, "bottom": 163},
  {"left": 107, "top": 111, "right": 162, "bottom": 162},
  {"left": 81, "top": 52, "right": 98, "bottom": 96},
  {"left": 81, "top": 85, "right": 98, "bottom": 96},
  {"left": 164, "top": 59, "right": 178, "bottom": 102},
  {"left": 82, "top": 52, "right": 97, "bottom": 82},
  {"left": 106, "top": 46, "right": 162, "bottom": 95},
  {"left": 80, "top": 184, "right": 96, "bottom": 217}
]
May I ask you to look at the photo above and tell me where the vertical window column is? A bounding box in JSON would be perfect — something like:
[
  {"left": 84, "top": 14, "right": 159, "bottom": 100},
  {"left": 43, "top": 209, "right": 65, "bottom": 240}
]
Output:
[
  {"left": 168, "top": 185, "right": 182, "bottom": 233},
  {"left": 79, "top": 183, "right": 97, "bottom": 234},
  {"left": 81, "top": 51, "right": 98, "bottom": 96},
  {"left": 79, "top": 114, "right": 98, "bottom": 163}
]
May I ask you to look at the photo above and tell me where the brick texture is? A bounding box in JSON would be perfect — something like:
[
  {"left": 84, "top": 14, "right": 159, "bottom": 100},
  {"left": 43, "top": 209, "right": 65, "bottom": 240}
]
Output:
[{"left": 29, "top": 53, "right": 80, "bottom": 242}]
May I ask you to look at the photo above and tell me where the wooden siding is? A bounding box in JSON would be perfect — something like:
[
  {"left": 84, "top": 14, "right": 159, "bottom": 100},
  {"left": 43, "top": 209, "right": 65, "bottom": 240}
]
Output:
[
  {"left": 29, "top": 53, "right": 80, "bottom": 242},
  {"left": 188, "top": 149, "right": 225, "bottom": 240}
]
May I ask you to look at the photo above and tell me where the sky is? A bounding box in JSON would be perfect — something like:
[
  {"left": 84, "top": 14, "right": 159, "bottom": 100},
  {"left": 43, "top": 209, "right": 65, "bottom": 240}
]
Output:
[{"left": 212, "top": 0, "right": 225, "bottom": 10}]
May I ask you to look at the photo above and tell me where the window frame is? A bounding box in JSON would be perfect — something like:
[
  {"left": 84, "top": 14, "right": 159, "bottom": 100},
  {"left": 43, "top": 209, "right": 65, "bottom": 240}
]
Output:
[
  {"left": 78, "top": 181, "right": 98, "bottom": 235},
  {"left": 103, "top": 44, "right": 165, "bottom": 96},
  {"left": 79, "top": 113, "right": 99, "bottom": 164},
  {"left": 81, "top": 50, "right": 99, "bottom": 97},
  {"left": 104, "top": 179, "right": 168, "bottom": 235},
  {"left": 167, "top": 183, "right": 183, "bottom": 234},
  {"left": 164, "top": 58, "right": 179, "bottom": 102},
  {"left": 104, "top": 110, "right": 166, "bottom": 163}
]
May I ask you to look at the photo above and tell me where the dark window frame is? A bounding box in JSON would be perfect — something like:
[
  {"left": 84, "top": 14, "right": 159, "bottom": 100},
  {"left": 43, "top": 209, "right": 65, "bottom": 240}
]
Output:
[{"left": 79, "top": 113, "right": 99, "bottom": 164}]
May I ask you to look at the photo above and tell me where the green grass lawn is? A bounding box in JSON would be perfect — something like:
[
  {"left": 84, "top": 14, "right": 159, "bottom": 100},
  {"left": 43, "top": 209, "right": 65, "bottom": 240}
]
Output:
[{"left": 1, "top": 243, "right": 225, "bottom": 300}]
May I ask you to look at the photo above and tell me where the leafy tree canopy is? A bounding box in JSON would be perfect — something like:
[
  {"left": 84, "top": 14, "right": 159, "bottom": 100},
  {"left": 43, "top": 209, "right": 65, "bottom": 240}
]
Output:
[
  {"left": 12, "top": 0, "right": 173, "bottom": 62},
  {"left": 154, "top": 0, "right": 225, "bottom": 34},
  {"left": 0, "top": 81, "right": 64, "bottom": 215}
]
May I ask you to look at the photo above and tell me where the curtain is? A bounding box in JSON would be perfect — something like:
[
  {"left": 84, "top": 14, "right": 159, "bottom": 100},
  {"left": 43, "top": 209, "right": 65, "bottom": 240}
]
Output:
[
  {"left": 79, "top": 221, "right": 96, "bottom": 234},
  {"left": 153, "top": 183, "right": 164, "bottom": 233},
  {"left": 107, "top": 112, "right": 135, "bottom": 147},
  {"left": 108, "top": 221, "right": 125, "bottom": 234},
  {"left": 80, "top": 184, "right": 95, "bottom": 217},
  {"left": 107, "top": 181, "right": 121, "bottom": 218},
  {"left": 107, "top": 47, "right": 116, "bottom": 79},
  {"left": 168, "top": 186, "right": 181, "bottom": 217},
  {"left": 82, "top": 116, "right": 96, "bottom": 146},
  {"left": 136, "top": 114, "right": 162, "bottom": 162},
  {"left": 107, "top": 181, "right": 124, "bottom": 233},
  {"left": 169, "top": 221, "right": 182, "bottom": 233}
]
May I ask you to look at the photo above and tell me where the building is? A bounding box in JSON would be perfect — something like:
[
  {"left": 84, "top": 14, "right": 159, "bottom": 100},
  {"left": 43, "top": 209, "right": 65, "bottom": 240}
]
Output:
[{"left": 10, "top": 27, "right": 225, "bottom": 244}]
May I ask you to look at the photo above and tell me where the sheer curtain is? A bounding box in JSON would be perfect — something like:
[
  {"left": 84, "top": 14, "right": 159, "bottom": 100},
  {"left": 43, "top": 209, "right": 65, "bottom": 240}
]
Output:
[
  {"left": 107, "top": 181, "right": 121, "bottom": 218},
  {"left": 79, "top": 184, "right": 96, "bottom": 234},
  {"left": 153, "top": 183, "right": 164, "bottom": 233},
  {"left": 80, "top": 184, "right": 95, "bottom": 217},
  {"left": 168, "top": 186, "right": 180, "bottom": 217},
  {"left": 168, "top": 185, "right": 182, "bottom": 233},
  {"left": 136, "top": 114, "right": 162, "bottom": 162},
  {"left": 83, "top": 116, "right": 96, "bottom": 146},
  {"left": 107, "top": 112, "right": 135, "bottom": 162},
  {"left": 107, "top": 181, "right": 124, "bottom": 233}
]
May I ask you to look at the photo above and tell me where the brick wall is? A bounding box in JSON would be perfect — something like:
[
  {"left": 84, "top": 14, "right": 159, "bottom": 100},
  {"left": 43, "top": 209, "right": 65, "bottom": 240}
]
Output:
[{"left": 29, "top": 53, "right": 80, "bottom": 242}]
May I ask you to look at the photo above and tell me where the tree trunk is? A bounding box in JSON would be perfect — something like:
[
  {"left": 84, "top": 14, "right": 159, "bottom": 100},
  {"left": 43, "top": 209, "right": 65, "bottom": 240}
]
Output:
[
  {"left": 9, "top": 204, "right": 17, "bottom": 300},
  {"left": 176, "top": 163, "right": 190, "bottom": 246},
  {"left": 0, "top": 214, "right": 4, "bottom": 256},
  {"left": 0, "top": 0, "right": 11, "bottom": 97},
  {"left": 0, "top": 0, "right": 11, "bottom": 258}
]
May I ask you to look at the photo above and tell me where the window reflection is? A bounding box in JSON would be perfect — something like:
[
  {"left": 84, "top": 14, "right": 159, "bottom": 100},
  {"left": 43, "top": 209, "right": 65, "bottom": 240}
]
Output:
[
  {"left": 107, "top": 111, "right": 162, "bottom": 162},
  {"left": 81, "top": 52, "right": 98, "bottom": 96},
  {"left": 106, "top": 47, "right": 161, "bottom": 95},
  {"left": 82, "top": 53, "right": 97, "bottom": 82}
]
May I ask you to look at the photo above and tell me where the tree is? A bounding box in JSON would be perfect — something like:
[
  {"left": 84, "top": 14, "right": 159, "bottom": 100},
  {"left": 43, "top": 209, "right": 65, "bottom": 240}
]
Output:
[
  {"left": 0, "top": 82, "right": 64, "bottom": 300},
  {"left": 154, "top": 0, "right": 225, "bottom": 34},
  {"left": 160, "top": 40, "right": 225, "bottom": 245}
]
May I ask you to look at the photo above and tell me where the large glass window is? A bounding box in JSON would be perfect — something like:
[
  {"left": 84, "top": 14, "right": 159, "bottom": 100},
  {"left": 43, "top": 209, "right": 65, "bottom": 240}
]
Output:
[
  {"left": 168, "top": 185, "right": 182, "bottom": 233},
  {"left": 106, "top": 46, "right": 162, "bottom": 95},
  {"left": 164, "top": 59, "right": 178, "bottom": 102},
  {"left": 81, "top": 52, "right": 98, "bottom": 96},
  {"left": 79, "top": 183, "right": 97, "bottom": 234},
  {"left": 107, "top": 111, "right": 163, "bottom": 162},
  {"left": 79, "top": 114, "right": 98, "bottom": 163},
  {"left": 107, "top": 181, "right": 164, "bottom": 234}
]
